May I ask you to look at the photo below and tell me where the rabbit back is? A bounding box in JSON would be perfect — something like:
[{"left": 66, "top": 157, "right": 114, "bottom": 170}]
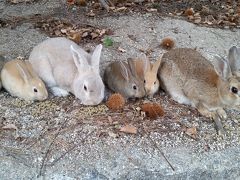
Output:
[
  {"left": 29, "top": 37, "right": 78, "bottom": 92},
  {"left": 158, "top": 48, "right": 222, "bottom": 105}
]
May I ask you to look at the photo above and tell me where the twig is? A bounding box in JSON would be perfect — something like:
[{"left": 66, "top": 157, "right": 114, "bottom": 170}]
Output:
[
  {"left": 142, "top": 128, "right": 175, "bottom": 171},
  {"left": 37, "top": 119, "right": 68, "bottom": 178},
  {"left": 48, "top": 130, "right": 94, "bottom": 167}
]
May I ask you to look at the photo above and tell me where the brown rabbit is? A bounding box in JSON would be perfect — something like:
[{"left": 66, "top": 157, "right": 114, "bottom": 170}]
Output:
[
  {"left": 130, "top": 55, "right": 162, "bottom": 97},
  {"left": 104, "top": 59, "right": 146, "bottom": 99},
  {"left": 158, "top": 48, "right": 240, "bottom": 135}
]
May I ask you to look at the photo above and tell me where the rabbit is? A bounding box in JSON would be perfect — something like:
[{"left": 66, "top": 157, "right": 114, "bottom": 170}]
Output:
[
  {"left": 0, "top": 55, "right": 7, "bottom": 90},
  {"left": 1, "top": 59, "right": 48, "bottom": 101},
  {"left": 158, "top": 48, "right": 240, "bottom": 135},
  {"left": 129, "top": 55, "right": 162, "bottom": 97},
  {"left": 29, "top": 37, "right": 105, "bottom": 105},
  {"left": 104, "top": 58, "right": 146, "bottom": 99}
]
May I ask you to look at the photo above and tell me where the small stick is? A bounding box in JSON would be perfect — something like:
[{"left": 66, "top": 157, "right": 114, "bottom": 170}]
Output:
[{"left": 142, "top": 128, "right": 175, "bottom": 171}]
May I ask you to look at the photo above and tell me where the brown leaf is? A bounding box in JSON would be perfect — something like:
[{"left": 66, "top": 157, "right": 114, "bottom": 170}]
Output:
[
  {"left": 120, "top": 125, "right": 137, "bottom": 134},
  {"left": 68, "top": 32, "right": 81, "bottom": 44},
  {"left": 185, "top": 127, "right": 197, "bottom": 139}
]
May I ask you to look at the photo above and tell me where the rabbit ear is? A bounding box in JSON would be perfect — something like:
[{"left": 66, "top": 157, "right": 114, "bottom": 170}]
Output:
[
  {"left": 228, "top": 46, "right": 240, "bottom": 73},
  {"left": 151, "top": 55, "right": 163, "bottom": 74},
  {"left": 213, "top": 56, "right": 232, "bottom": 80},
  {"left": 142, "top": 54, "right": 151, "bottom": 74},
  {"left": 128, "top": 58, "right": 138, "bottom": 77},
  {"left": 16, "top": 62, "right": 31, "bottom": 83},
  {"left": 91, "top": 44, "right": 102, "bottom": 69},
  {"left": 70, "top": 45, "right": 89, "bottom": 70},
  {"left": 119, "top": 61, "right": 129, "bottom": 81}
]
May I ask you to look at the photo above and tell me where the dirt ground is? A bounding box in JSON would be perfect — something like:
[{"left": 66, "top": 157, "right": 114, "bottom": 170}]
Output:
[{"left": 0, "top": 0, "right": 240, "bottom": 179}]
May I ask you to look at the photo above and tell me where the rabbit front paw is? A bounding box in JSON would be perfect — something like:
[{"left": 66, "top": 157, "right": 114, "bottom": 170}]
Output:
[
  {"left": 217, "top": 108, "right": 227, "bottom": 119},
  {"left": 51, "top": 87, "right": 69, "bottom": 97}
]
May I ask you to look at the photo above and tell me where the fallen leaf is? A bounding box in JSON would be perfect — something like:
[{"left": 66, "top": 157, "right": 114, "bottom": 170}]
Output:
[
  {"left": 120, "top": 124, "right": 137, "bottom": 134},
  {"left": 81, "top": 31, "right": 89, "bottom": 38},
  {"left": 87, "top": 10, "right": 95, "bottom": 17},
  {"left": 67, "top": 0, "right": 75, "bottom": 5},
  {"left": 68, "top": 32, "right": 81, "bottom": 43},
  {"left": 60, "top": 29, "right": 67, "bottom": 34},
  {"left": 118, "top": 47, "right": 126, "bottom": 53},
  {"left": 108, "top": 116, "right": 113, "bottom": 124},
  {"left": 146, "top": 8, "right": 158, "bottom": 12},
  {"left": 115, "top": 7, "right": 127, "bottom": 12},
  {"left": 2, "top": 124, "right": 18, "bottom": 131},
  {"left": 185, "top": 127, "right": 197, "bottom": 139},
  {"left": 91, "top": 32, "right": 99, "bottom": 39},
  {"left": 54, "top": 29, "right": 62, "bottom": 36},
  {"left": 108, "top": 131, "right": 118, "bottom": 138}
]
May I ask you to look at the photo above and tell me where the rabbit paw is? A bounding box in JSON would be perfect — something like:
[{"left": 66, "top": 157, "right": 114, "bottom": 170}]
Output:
[
  {"left": 198, "top": 108, "right": 216, "bottom": 119},
  {"left": 217, "top": 108, "right": 227, "bottom": 119},
  {"left": 51, "top": 87, "right": 69, "bottom": 97}
]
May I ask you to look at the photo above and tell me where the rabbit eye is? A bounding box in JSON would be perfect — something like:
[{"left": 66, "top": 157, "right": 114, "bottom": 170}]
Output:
[
  {"left": 33, "top": 88, "right": 38, "bottom": 93},
  {"left": 231, "top": 87, "right": 238, "bottom": 94},
  {"left": 154, "top": 81, "right": 156, "bottom": 85},
  {"left": 133, "top": 85, "right": 137, "bottom": 90},
  {"left": 84, "top": 85, "right": 87, "bottom": 91},
  {"left": 144, "top": 80, "right": 146, "bottom": 84}
]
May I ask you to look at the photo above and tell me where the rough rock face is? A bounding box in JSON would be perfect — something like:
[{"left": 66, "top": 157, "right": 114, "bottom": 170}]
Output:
[{"left": 0, "top": 1, "right": 240, "bottom": 179}]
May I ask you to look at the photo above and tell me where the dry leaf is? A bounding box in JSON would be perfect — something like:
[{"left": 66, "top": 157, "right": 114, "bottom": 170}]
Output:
[
  {"left": 120, "top": 125, "right": 137, "bottom": 134},
  {"left": 69, "top": 32, "right": 81, "bottom": 43},
  {"left": 118, "top": 47, "right": 126, "bottom": 53},
  {"left": 185, "top": 127, "right": 197, "bottom": 139},
  {"left": 54, "top": 30, "right": 62, "bottom": 36},
  {"left": 91, "top": 32, "right": 99, "bottom": 39},
  {"left": 82, "top": 32, "right": 89, "bottom": 38},
  {"left": 115, "top": 7, "right": 127, "bottom": 12},
  {"left": 108, "top": 116, "right": 113, "bottom": 124},
  {"left": 2, "top": 124, "right": 18, "bottom": 131},
  {"left": 61, "top": 29, "right": 67, "bottom": 34},
  {"left": 108, "top": 131, "right": 118, "bottom": 138},
  {"left": 147, "top": 8, "right": 158, "bottom": 12},
  {"left": 87, "top": 10, "right": 95, "bottom": 17}
]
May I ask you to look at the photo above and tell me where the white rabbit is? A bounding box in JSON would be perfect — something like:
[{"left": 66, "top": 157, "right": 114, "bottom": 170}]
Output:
[{"left": 29, "top": 37, "right": 105, "bottom": 105}]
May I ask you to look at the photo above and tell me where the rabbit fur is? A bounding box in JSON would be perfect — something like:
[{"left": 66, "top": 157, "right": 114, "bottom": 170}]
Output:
[
  {"left": 158, "top": 48, "right": 240, "bottom": 135},
  {"left": 129, "top": 55, "right": 162, "bottom": 97},
  {"left": 1, "top": 59, "right": 48, "bottom": 101},
  {"left": 0, "top": 55, "right": 7, "bottom": 89},
  {"left": 104, "top": 59, "right": 146, "bottom": 99},
  {"left": 29, "top": 37, "right": 105, "bottom": 105}
]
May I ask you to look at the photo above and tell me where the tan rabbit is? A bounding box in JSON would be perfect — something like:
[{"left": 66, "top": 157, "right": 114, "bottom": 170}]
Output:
[
  {"left": 130, "top": 55, "right": 162, "bottom": 97},
  {"left": 158, "top": 48, "right": 240, "bottom": 135},
  {"left": 1, "top": 59, "right": 48, "bottom": 101}
]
